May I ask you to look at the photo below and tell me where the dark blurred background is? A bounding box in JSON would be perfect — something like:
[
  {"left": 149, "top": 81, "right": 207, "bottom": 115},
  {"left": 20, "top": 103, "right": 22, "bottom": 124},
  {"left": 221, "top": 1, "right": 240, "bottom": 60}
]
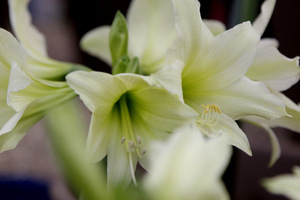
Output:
[{"left": 0, "top": 0, "right": 299, "bottom": 199}]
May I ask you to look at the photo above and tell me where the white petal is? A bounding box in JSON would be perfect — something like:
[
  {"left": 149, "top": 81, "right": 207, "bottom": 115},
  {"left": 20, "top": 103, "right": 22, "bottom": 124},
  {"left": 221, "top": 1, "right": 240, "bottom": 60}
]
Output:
[
  {"left": 182, "top": 22, "right": 259, "bottom": 92},
  {"left": 80, "top": 26, "right": 112, "bottom": 65},
  {"left": 263, "top": 166, "right": 300, "bottom": 200},
  {"left": 243, "top": 121, "right": 281, "bottom": 167},
  {"left": 66, "top": 71, "right": 127, "bottom": 112},
  {"left": 246, "top": 39, "right": 300, "bottom": 91},
  {"left": 215, "top": 114, "right": 252, "bottom": 156},
  {"left": 126, "top": 84, "right": 198, "bottom": 132},
  {"left": 203, "top": 19, "right": 226, "bottom": 36},
  {"left": 264, "top": 125, "right": 281, "bottom": 167},
  {"left": 253, "top": 0, "right": 276, "bottom": 36},
  {"left": 0, "top": 29, "right": 27, "bottom": 70},
  {"left": 143, "top": 125, "right": 231, "bottom": 200},
  {"left": 0, "top": 108, "right": 43, "bottom": 153},
  {"left": 151, "top": 60, "right": 184, "bottom": 101},
  {"left": 86, "top": 111, "right": 114, "bottom": 162},
  {"left": 7, "top": 62, "right": 33, "bottom": 111},
  {"left": 249, "top": 91, "right": 300, "bottom": 133},
  {"left": 184, "top": 77, "right": 287, "bottom": 120},
  {"left": 127, "top": 0, "right": 177, "bottom": 74},
  {"left": 107, "top": 124, "right": 138, "bottom": 188},
  {"left": 0, "top": 107, "right": 25, "bottom": 136},
  {"left": 169, "top": 0, "right": 213, "bottom": 64}
]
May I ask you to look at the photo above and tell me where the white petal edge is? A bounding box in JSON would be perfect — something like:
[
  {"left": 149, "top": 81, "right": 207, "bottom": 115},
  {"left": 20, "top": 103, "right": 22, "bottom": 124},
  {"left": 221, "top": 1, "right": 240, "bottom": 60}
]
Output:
[
  {"left": 203, "top": 19, "right": 226, "bottom": 36},
  {"left": 9, "top": 0, "right": 48, "bottom": 59},
  {"left": 7, "top": 61, "right": 33, "bottom": 111},
  {"left": 127, "top": 0, "right": 177, "bottom": 74},
  {"left": 80, "top": 26, "right": 112, "bottom": 65},
  {"left": 253, "top": 0, "right": 276, "bottom": 36},
  {"left": 246, "top": 38, "right": 300, "bottom": 91}
]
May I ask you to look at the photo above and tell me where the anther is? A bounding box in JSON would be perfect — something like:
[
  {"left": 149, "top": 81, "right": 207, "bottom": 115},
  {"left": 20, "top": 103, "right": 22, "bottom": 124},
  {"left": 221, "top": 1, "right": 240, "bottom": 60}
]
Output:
[
  {"left": 128, "top": 140, "right": 137, "bottom": 149},
  {"left": 121, "top": 137, "right": 126, "bottom": 144},
  {"left": 137, "top": 136, "right": 142, "bottom": 144}
]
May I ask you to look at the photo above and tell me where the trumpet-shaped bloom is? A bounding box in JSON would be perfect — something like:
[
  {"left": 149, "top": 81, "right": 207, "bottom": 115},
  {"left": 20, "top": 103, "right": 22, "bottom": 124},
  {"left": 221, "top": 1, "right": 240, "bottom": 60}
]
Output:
[
  {"left": 263, "top": 166, "right": 300, "bottom": 199},
  {"left": 80, "top": 0, "right": 177, "bottom": 75},
  {"left": 66, "top": 71, "right": 198, "bottom": 186},
  {"left": 0, "top": 0, "right": 88, "bottom": 153},
  {"left": 152, "top": 0, "right": 287, "bottom": 155},
  {"left": 143, "top": 125, "right": 231, "bottom": 200}
]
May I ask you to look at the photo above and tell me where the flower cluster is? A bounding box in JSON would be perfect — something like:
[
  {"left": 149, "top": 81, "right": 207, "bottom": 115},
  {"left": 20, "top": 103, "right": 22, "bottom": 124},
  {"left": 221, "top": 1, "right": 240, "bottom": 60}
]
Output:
[{"left": 0, "top": 0, "right": 299, "bottom": 199}]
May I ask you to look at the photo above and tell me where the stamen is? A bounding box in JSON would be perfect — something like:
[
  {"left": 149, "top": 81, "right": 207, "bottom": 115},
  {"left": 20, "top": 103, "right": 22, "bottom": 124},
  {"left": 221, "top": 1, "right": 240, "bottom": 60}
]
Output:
[
  {"left": 129, "top": 152, "right": 137, "bottom": 186},
  {"left": 197, "top": 104, "right": 221, "bottom": 127}
]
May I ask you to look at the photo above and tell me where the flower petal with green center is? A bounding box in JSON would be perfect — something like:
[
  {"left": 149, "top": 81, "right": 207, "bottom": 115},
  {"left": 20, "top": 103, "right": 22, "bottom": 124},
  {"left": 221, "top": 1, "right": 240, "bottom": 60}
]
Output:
[
  {"left": 66, "top": 71, "right": 198, "bottom": 186},
  {"left": 150, "top": 0, "right": 287, "bottom": 155}
]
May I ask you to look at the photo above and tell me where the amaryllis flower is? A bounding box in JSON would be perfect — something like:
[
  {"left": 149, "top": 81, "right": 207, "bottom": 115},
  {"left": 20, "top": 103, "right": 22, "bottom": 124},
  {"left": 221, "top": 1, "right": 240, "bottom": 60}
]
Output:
[
  {"left": 0, "top": 0, "right": 88, "bottom": 152},
  {"left": 66, "top": 70, "right": 197, "bottom": 187},
  {"left": 152, "top": 0, "right": 287, "bottom": 155}
]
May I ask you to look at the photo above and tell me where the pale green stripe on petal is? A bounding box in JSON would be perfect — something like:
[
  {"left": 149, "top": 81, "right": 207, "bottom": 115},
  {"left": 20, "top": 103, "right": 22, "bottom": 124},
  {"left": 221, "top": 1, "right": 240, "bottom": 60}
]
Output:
[
  {"left": 253, "top": 0, "right": 276, "bottom": 36},
  {"left": 80, "top": 26, "right": 112, "bottom": 65}
]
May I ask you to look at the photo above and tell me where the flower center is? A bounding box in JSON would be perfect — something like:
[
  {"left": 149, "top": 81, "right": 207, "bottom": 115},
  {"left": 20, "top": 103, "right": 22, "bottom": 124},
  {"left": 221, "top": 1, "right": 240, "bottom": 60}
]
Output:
[
  {"left": 196, "top": 104, "right": 221, "bottom": 137},
  {"left": 119, "top": 94, "right": 143, "bottom": 185}
]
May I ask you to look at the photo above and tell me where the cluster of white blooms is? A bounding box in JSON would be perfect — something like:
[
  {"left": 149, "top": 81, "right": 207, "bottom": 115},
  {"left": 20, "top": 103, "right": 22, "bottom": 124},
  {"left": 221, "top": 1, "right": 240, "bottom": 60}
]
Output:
[{"left": 0, "top": 0, "right": 299, "bottom": 199}]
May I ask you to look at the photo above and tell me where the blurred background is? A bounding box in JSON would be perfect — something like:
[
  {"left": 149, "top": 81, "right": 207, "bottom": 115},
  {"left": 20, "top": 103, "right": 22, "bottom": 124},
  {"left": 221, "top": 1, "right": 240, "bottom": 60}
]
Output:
[{"left": 0, "top": 0, "right": 299, "bottom": 199}]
